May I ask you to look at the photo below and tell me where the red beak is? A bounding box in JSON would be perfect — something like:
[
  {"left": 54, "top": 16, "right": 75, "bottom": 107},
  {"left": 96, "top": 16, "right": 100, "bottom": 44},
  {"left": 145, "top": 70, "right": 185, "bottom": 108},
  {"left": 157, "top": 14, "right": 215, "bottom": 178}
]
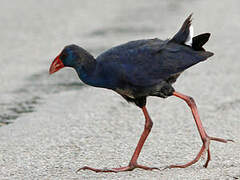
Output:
[{"left": 49, "top": 55, "right": 65, "bottom": 74}]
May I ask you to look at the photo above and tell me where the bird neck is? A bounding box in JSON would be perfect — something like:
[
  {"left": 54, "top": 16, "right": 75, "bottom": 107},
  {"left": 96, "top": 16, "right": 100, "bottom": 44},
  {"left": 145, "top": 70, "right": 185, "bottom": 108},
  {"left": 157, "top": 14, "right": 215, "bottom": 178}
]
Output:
[
  {"left": 74, "top": 56, "right": 98, "bottom": 86},
  {"left": 74, "top": 54, "right": 117, "bottom": 89},
  {"left": 74, "top": 60, "right": 116, "bottom": 89}
]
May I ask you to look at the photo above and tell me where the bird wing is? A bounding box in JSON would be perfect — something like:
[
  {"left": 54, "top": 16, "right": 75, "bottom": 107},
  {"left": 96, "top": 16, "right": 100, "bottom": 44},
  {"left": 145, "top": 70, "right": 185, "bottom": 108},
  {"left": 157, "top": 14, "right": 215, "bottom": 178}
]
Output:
[
  {"left": 96, "top": 39, "right": 213, "bottom": 87},
  {"left": 125, "top": 42, "right": 213, "bottom": 86}
]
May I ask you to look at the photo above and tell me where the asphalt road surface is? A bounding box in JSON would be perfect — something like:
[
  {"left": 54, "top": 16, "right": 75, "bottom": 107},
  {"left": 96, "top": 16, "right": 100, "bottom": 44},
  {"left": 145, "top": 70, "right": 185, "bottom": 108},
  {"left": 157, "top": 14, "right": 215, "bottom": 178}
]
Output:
[{"left": 0, "top": 0, "right": 239, "bottom": 179}]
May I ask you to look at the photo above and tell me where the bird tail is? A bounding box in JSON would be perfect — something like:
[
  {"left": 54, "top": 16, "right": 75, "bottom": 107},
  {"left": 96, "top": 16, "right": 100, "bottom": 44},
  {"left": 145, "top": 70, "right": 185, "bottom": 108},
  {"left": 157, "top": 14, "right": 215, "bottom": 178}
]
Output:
[
  {"left": 192, "top": 33, "right": 211, "bottom": 50},
  {"left": 170, "top": 14, "right": 212, "bottom": 51},
  {"left": 170, "top": 13, "right": 193, "bottom": 45}
]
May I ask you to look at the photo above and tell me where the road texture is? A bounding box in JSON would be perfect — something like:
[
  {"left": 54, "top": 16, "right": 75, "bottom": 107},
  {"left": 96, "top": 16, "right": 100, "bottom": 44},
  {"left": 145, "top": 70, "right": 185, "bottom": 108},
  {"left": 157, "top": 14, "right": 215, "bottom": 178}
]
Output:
[{"left": 0, "top": 0, "right": 239, "bottom": 179}]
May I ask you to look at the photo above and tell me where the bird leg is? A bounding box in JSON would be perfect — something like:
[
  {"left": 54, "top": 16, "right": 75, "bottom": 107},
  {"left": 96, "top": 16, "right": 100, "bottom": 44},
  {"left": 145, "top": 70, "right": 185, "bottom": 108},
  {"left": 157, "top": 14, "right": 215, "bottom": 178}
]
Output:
[
  {"left": 77, "top": 106, "right": 159, "bottom": 173},
  {"left": 165, "top": 91, "right": 233, "bottom": 169}
]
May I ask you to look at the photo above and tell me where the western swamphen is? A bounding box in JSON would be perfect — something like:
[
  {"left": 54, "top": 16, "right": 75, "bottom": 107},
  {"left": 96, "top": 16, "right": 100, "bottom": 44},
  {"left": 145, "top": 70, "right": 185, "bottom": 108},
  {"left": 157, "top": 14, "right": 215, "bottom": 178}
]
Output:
[{"left": 49, "top": 14, "right": 232, "bottom": 172}]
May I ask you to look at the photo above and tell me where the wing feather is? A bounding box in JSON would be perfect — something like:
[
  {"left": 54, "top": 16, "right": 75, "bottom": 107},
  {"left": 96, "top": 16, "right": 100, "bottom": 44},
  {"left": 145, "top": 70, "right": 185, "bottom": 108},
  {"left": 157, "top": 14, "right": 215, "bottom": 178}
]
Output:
[{"left": 96, "top": 39, "right": 213, "bottom": 88}]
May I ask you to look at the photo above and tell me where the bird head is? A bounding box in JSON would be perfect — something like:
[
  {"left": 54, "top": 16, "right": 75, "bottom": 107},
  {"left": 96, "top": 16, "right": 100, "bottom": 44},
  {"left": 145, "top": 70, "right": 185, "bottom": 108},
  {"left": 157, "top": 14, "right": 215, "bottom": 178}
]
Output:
[{"left": 49, "top": 44, "right": 94, "bottom": 74}]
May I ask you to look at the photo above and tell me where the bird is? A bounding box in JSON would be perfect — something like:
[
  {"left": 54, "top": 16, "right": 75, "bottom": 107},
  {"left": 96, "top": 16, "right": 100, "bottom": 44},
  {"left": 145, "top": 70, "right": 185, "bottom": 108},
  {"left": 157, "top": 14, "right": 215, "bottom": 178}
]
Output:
[{"left": 49, "top": 14, "right": 232, "bottom": 173}]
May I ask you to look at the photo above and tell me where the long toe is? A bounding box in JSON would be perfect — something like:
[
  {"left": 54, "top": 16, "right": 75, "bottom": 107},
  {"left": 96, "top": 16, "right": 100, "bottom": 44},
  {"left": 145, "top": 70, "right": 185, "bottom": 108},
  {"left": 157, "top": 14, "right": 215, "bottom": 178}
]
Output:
[
  {"left": 164, "top": 135, "right": 232, "bottom": 169},
  {"left": 209, "top": 136, "right": 234, "bottom": 143},
  {"left": 77, "top": 164, "right": 160, "bottom": 173},
  {"left": 77, "top": 166, "right": 118, "bottom": 173}
]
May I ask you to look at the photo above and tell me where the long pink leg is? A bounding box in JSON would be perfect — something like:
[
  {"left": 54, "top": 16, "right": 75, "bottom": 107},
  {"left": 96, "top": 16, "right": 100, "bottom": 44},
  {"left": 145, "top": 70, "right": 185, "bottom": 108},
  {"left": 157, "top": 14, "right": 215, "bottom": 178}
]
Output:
[
  {"left": 77, "top": 106, "right": 159, "bottom": 173},
  {"left": 166, "top": 91, "right": 233, "bottom": 169}
]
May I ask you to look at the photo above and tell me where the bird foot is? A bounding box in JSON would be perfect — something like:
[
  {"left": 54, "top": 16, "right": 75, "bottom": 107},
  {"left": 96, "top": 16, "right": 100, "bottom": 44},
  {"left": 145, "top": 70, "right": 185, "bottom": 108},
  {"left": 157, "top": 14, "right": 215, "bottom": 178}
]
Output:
[
  {"left": 164, "top": 135, "right": 233, "bottom": 169},
  {"left": 76, "top": 163, "right": 160, "bottom": 173}
]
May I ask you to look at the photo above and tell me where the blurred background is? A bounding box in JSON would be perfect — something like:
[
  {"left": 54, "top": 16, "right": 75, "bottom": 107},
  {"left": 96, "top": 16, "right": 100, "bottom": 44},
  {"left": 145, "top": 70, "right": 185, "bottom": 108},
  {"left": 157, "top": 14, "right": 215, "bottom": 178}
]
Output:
[
  {"left": 0, "top": 0, "right": 239, "bottom": 125},
  {"left": 0, "top": 0, "right": 240, "bottom": 179}
]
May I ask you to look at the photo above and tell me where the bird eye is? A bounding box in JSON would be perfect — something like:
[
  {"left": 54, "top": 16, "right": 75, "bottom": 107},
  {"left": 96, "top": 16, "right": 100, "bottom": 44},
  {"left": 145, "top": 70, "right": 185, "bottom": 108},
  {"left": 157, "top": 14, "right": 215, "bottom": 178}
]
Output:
[{"left": 60, "top": 53, "right": 67, "bottom": 60}]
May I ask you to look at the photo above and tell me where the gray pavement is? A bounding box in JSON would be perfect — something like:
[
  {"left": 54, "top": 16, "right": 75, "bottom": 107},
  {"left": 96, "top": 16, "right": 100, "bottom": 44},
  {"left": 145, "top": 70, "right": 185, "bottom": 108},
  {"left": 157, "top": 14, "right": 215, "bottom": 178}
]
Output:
[{"left": 0, "top": 0, "right": 240, "bottom": 179}]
